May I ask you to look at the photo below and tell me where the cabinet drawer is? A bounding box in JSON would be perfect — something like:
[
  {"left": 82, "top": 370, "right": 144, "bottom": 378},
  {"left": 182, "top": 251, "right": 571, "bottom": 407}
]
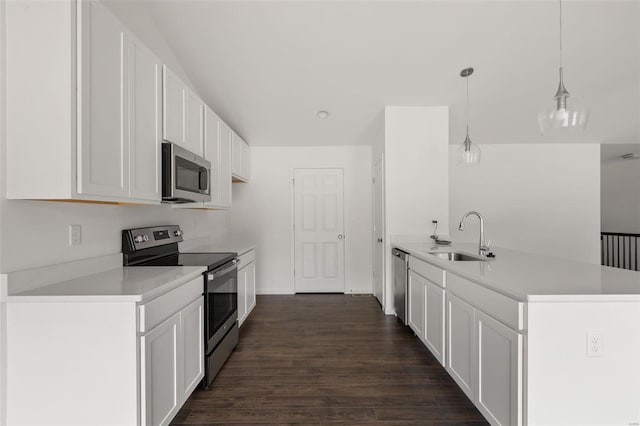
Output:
[
  {"left": 447, "top": 273, "right": 524, "bottom": 331},
  {"left": 409, "top": 256, "right": 445, "bottom": 288},
  {"left": 238, "top": 249, "right": 255, "bottom": 268},
  {"left": 139, "top": 276, "right": 203, "bottom": 332}
]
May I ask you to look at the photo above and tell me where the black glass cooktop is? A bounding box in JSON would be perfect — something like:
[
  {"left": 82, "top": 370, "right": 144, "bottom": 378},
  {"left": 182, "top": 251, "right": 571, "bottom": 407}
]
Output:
[{"left": 142, "top": 252, "right": 236, "bottom": 271}]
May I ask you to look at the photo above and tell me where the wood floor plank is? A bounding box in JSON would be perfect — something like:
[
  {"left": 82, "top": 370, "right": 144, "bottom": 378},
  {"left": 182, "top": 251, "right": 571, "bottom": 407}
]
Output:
[{"left": 171, "top": 294, "right": 487, "bottom": 425}]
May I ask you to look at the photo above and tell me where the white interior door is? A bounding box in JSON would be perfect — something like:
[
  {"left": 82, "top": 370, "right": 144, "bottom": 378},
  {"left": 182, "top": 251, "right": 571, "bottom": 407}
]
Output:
[
  {"left": 294, "top": 169, "right": 345, "bottom": 293},
  {"left": 373, "top": 158, "right": 385, "bottom": 306}
]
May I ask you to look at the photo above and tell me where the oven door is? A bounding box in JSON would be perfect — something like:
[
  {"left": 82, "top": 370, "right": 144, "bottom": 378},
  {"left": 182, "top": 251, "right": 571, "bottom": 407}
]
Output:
[{"left": 205, "top": 259, "right": 238, "bottom": 353}]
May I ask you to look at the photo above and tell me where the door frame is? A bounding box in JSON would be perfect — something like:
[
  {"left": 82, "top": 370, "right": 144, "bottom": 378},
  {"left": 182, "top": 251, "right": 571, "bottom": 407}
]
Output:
[
  {"left": 373, "top": 156, "right": 386, "bottom": 310},
  {"left": 290, "top": 167, "right": 346, "bottom": 294}
]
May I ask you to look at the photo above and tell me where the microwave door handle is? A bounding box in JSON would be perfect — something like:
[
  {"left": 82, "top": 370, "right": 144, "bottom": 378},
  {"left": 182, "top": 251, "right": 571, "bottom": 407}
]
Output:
[{"left": 199, "top": 169, "right": 209, "bottom": 192}]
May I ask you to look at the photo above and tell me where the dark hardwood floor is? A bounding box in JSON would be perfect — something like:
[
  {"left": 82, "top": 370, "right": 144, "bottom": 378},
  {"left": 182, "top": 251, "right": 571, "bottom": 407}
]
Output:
[{"left": 172, "top": 294, "right": 488, "bottom": 425}]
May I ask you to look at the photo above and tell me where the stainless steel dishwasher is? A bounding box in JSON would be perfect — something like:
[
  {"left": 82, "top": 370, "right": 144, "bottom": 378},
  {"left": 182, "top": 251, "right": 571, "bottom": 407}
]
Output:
[{"left": 392, "top": 248, "right": 409, "bottom": 324}]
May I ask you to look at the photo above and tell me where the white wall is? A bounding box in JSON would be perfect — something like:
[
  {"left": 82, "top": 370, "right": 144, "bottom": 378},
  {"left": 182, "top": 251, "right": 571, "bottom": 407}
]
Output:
[
  {"left": 601, "top": 154, "right": 640, "bottom": 234},
  {"left": 230, "top": 146, "right": 373, "bottom": 295},
  {"left": 383, "top": 106, "right": 449, "bottom": 314},
  {"left": 0, "top": 0, "right": 6, "bottom": 421},
  {"left": 449, "top": 144, "right": 601, "bottom": 264}
]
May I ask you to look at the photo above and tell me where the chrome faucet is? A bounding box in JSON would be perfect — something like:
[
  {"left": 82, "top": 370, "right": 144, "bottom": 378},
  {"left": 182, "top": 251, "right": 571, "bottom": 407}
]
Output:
[{"left": 458, "top": 211, "right": 489, "bottom": 256}]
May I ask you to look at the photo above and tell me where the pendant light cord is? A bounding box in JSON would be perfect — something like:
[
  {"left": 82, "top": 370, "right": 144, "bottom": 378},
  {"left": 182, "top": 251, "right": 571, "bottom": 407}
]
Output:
[
  {"left": 466, "top": 75, "right": 470, "bottom": 135},
  {"left": 559, "top": 0, "right": 563, "bottom": 68}
]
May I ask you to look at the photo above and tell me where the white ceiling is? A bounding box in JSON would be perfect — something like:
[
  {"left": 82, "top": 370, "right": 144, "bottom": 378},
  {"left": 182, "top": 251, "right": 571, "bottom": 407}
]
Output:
[{"left": 137, "top": 0, "right": 639, "bottom": 147}]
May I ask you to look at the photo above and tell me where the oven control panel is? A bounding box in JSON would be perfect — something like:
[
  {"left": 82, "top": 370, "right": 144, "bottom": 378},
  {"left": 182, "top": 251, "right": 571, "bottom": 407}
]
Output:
[{"left": 122, "top": 225, "right": 184, "bottom": 252}]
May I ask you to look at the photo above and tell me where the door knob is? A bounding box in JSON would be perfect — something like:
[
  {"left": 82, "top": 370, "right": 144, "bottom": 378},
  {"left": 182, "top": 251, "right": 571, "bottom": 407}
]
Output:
[
  {"left": 377, "top": 238, "right": 383, "bottom": 243},
  {"left": 338, "top": 234, "right": 344, "bottom": 240}
]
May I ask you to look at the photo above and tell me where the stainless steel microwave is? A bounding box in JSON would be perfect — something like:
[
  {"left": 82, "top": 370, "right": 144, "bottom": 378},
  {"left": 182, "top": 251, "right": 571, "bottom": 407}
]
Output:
[{"left": 162, "top": 142, "right": 211, "bottom": 203}]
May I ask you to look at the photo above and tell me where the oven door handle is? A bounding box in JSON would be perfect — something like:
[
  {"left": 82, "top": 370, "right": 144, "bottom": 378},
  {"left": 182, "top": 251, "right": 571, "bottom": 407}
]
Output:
[{"left": 208, "top": 259, "right": 239, "bottom": 280}]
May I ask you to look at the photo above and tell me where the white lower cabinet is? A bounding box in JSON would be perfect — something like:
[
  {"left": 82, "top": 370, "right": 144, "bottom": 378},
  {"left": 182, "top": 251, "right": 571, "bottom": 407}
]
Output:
[
  {"left": 141, "top": 296, "right": 203, "bottom": 426},
  {"left": 5, "top": 275, "right": 204, "bottom": 426},
  {"left": 407, "top": 270, "right": 425, "bottom": 339},
  {"left": 424, "top": 278, "right": 445, "bottom": 365},
  {"left": 404, "top": 253, "right": 524, "bottom": 426},
  {"left": 475, "top": 310, "right": 523, "bottom": 426},
  {"left": 446, "top": 292, "right": 476, "bottom": 400},
  {"left": 446, "top": 283, "right": 524, "bottom": 426},
  {"left": 141, "top": 312, "right": 180, "bottom": 426},
  {"left": 408, "top": 260, "right": 446, "bottom": 366},
  {"left": 180, "top": 297, "right": 205, "bottom": 401},
  {"left": 140, "top": 280, "right": 205, "bottom": 426},
  {"left": 237, "top": 249, "right": 257, "bottom": 326}
]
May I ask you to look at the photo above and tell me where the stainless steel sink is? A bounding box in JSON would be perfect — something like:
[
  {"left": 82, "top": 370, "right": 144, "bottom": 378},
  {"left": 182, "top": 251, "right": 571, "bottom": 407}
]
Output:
[{"left": 428, "top": 251, "right": 486, "bottom": 262}]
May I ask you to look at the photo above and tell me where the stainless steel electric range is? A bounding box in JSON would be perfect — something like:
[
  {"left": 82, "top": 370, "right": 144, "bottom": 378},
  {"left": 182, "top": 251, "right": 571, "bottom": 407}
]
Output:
[{"left": 122, "top": 225, "right": 238, "bottom": 387}]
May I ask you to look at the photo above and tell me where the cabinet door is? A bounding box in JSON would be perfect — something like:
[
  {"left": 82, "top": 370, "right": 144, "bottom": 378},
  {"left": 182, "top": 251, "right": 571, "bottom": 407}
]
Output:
[
  {"left": 183, "top": 89, "right": 203, "bottom": 156},
  {"left": 475, "top": 310, "right": 523, "bottom": 426},
  {"left": 141, "top": 313, "right": 180, "bottom": 426},
  {"left": 237, "top": 265, "right": 247, "bottom": 326},
  {"left": 180, "top": 298, "right": 204, "bottom": 401},
  {"left": 218, "top": 121, "right": 233, "bottom": 207},
  {"left": 241, "top": 140, "right": 250, "bottom": 182},
  {"left": 162, "top": 65, "right": 184, "bottom": 145},
  {"left": 78, "top": 0, "right": 128, "bottom": 198},
  {"left": 203, "top": 107, "right": 221, "bottom": 205},
  {"left": 424, "top": 279, "right": 445, "bottom": 366},
  {"left": 446, "top": 292, "right": 475, "bottom": 401},
  {"left": 128, "top": 34, "right": 161, "bottom": 201},
  {"left": 246, "top": 261, "right": 256, "bottom": 314},
  {"left": 407, "top": 271, "right": 425, "bottom": 339},
  {"left": 231, "top": 132, "right": 242, "bottom": 179}
]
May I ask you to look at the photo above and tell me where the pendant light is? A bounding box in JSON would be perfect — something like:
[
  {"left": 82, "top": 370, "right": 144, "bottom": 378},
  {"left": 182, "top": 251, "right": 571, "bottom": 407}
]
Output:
[
  {"left": 458, "top": 67, "right": 481, "bottom": 165},
  {"left": 538, "top": 0, "right": 588, "bottom": 133}
]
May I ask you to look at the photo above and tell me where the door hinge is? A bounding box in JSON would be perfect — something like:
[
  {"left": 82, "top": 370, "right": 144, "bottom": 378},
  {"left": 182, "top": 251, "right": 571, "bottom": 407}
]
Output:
[{"left": 372, "top": 177, "right": 375, "bottom": 184}]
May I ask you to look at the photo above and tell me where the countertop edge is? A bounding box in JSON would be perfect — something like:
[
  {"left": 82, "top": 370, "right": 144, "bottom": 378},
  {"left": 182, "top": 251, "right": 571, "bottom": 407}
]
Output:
[
  {"left": 3, "top": 266, "right": 207, "bottom": 303},
  {"left": 393, "top": 242, "right": 640, "bottom": 303}
]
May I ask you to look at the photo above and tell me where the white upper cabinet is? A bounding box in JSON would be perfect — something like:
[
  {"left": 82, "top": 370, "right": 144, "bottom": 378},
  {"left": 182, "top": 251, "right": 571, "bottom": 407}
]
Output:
[
  {"left": 78, "top": 0, "right": 128, "bottom": 198},
  {"left": 203, "top": 107, "right": 232, "bottom": 209},
  {"left": 6, "top": 0, "right": 160, "bottom": 203},
  {"left": 218, "top": 121, "right": 233, "bottom": 207},
  {"left": 162, "top": 66, "right": 184, "bottom": 145},
  {"left": 231, "top": 132, "right": 250, "bottom": 182},
  {"left": 128, "top": 34, "right": 162, "bottom": 201},
  {"left": 162, "top": 66, "right": 204, "bottom": 156},
  {"left": 184, "top": 88, "right": 204, "bottom": 156}
]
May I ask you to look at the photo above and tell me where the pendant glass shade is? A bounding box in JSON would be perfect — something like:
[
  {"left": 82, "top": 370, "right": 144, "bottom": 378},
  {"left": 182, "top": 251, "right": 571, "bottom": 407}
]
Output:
[
  {"left": 538, "top": 68, "right": 588, "bottom": 133},
  {"left": 457, "top": 130, "right": 481, "bottom": 165}
]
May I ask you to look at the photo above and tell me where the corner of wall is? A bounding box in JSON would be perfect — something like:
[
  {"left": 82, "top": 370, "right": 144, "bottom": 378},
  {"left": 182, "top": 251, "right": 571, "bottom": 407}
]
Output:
[{"left": 0, "top": 0, "right": 7, "bottom": 420}]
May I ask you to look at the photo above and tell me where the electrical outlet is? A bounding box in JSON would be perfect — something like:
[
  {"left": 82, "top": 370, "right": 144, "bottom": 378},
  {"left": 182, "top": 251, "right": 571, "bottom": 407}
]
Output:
[
  {"left": 69, "top": 225, "right": 82, "bottom": 246},
  {"left": 587, "top": 329, "right": 603, "bottom": 357}
]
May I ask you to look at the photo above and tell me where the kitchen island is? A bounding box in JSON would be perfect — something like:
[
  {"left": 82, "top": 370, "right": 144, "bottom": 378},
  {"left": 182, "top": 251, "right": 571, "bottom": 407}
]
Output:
[{"left": 393, "top": 240, "right": 640, "bottom": 426}]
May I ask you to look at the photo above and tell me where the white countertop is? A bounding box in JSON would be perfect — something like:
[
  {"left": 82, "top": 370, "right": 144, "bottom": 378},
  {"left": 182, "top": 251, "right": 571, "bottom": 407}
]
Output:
[
  {"left": 180, "top": 235, "right": 256, "bottom": 256},
  {"left": 5, "top": 266, "right": 206, "bottom": 303},
  {"left": 393, "top": 241, "right": 640, "bottom": 302}
]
